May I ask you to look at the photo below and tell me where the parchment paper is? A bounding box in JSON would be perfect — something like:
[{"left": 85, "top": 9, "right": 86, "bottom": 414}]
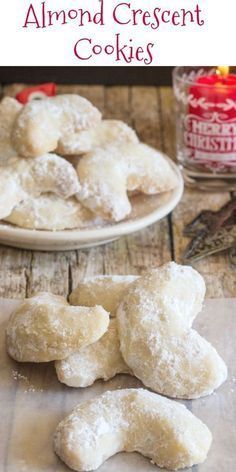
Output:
[{"left": 0, "top": 298, "right": 235, "bottom": 472}]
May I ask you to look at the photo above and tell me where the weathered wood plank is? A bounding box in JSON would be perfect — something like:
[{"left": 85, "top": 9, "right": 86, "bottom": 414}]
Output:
[
  {"left": 70, "top": 247, "right": 106, "bottom": 291},
  {"left": 2, "top": 84, "right": 25, "bottom": 97},
  {"left": 25, "top": 252, "right": 76, "bottom": 298},
  {"left": 103, "top": 224, "right": 172, "bottom": 276},
  {"left": 131, "top": 86, "right": 161, "bottom": 148},
  {"left": 104, "top": 86, "right": 131, "bottom": 123},
  {"left": 0, "top": 249, "right": 31, "bottom": 299}
]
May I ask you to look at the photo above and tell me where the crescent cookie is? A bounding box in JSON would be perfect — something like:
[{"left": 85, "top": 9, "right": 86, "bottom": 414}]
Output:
[
  {"left": 20, "top": 153, "right": 80, "bottom": 199},
  {"left": 0, "top": 153, "right": 80, "bottom": 222},
  {"left": 54, "top": 388, "right": 212, "bottom": 471},
  {"left": 0, "top": 97, "right": 22, "bottom": 163},
  {"left": 55, "top": 319, "right": 131, "bottom": 387},
  {"left": 0, "top": 167, "right": 26, "bottom": 220},
  {"left": 61, "top": 119, "right": 139, "bottom": 155},
  {"left": 69, "top": 275, "right": 139, "bottom": 315},
  {"left": 6, "top": 292, "right": 109, "bottom": 362},
  {"left": 4, "top": 194, "right": 98, "bottom": 230},
  {"left": 117, "top": 262, "right": 227, "bottom": 399},
  {"left": 57, "top": 277, "right": 138, "bottom": 387},
  {"left": 12, "top": 94, "right": 102, "bottom": 158},
  {"left": 77, "top": 142, "right": 179, "bottom": 221}
]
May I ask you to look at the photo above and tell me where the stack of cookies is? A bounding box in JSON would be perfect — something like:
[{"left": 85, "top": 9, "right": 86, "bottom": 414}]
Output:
[
  {"left": 6, "top": 262, "right": 227, "bottom": 471},
  {"left": 0, "top": 94, "right": 178, "bottom": 230}
]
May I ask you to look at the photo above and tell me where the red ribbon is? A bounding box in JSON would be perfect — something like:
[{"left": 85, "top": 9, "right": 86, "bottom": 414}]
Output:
[{"left": 16, "top": 83, "right": 56, "bottom": 104}]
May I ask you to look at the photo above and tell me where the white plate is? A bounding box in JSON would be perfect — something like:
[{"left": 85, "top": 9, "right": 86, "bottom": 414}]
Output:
[{"left": 0, "top": 158, "right": 183, "bottom": 251}]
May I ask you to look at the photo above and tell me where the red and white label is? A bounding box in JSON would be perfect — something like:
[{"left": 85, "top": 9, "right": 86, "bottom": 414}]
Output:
[{"left": 184, "top": 112, "right": 236, "bottom": 168}]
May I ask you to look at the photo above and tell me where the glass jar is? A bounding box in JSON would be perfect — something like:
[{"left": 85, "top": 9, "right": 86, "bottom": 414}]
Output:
[{"left": 173, "top": 66, "right": 236, "bottom": 191}]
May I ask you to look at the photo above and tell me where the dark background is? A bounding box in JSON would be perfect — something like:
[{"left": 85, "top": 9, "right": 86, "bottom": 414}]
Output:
[{"left": 0, "top": 67, "right": 173, "bottom": 85}]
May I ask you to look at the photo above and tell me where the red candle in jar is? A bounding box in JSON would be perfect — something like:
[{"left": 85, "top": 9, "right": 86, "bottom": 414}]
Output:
[{"left": 184, "top": 67, "right": 236, "bottom": 170}]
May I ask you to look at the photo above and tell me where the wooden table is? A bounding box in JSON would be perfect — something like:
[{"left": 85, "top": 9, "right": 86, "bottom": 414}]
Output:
[{"left": 1, "top": 84, "right": 235, "bottom": 299}]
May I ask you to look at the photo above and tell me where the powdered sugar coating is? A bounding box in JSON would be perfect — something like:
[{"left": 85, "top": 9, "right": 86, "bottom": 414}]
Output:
[
  {"left": 4, "top": 194, "right": 98, "bottom": 230},
  {"left": 12, "top": 94, "right": 102, "bottom": 158},
  {"left": 69, "top": 275, "right": 139, "bottom": 316},
  {"left": 0, "top": 153, "right": 81, "bottom": 225},
  {"left": 0, "top": 158, "right": 27, "bottom": 220},
  {"left": 20, "top": 153, "right": 80, "bottom": 198},
  {"left": 61, "top": 119, "right": 139, "bottom": 155},
  {"left": 55, "top": 319, "right": 131, "bottom": 387},
  {"left": 6, "top": 292, "right": 109, "bottom": 362},
  {"left": 58, "top": 276, "right": 138, "bottom": 387},
  {"left": 117, "top": 262, "right": 227, "bottom": 399},
  {"left": 0, "top": 169, "right": 27, "bottom": 219},
  {"left": 54, "top": 388, "right": 212, "bottom": 471},
  {"left": 0, "top": 97, "right": 22, "bottom": 163},
  {"left": 77, "top": 142, "right": 179, "bottom": 221}
]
